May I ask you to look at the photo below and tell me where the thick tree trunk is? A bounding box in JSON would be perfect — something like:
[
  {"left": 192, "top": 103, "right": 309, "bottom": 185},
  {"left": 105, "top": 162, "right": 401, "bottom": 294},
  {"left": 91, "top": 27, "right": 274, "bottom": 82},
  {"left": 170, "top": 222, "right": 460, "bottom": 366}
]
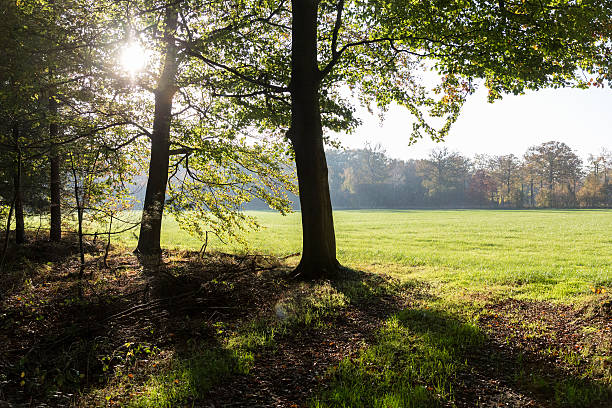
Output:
[
  {"left": 136, "top": 7, "right": 178, "bottom": 256},
  {"left": 289, "top": 0, "right": 340, "bottom": 279},
  {"left": 49, "top": 95, "right": 61, "bottom": 242},
  {"left": 12, "top": 122, "right": 25, "bottom": 244}
]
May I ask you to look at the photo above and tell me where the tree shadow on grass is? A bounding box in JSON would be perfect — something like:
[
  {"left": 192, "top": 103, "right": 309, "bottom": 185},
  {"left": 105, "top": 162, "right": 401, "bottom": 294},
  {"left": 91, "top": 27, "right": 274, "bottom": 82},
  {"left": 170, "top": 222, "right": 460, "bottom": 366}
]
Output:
[
  {"left": 4, "top": 253, "right": 609, "bottom": 408},
  {"left": 0, "top": 250, "right": 275, "bottom": 406},
  {"left": 0, "top": 233, "right": 108, "bottom": 297},
  {"left": 316, "top": 268, "right": 612, "bottom": 408},
  {"left": 201, "top": 266, "right": 414, "bottom": 407},
  {"left": 120, "top": 264, "right": 612, "bottom": 408}
]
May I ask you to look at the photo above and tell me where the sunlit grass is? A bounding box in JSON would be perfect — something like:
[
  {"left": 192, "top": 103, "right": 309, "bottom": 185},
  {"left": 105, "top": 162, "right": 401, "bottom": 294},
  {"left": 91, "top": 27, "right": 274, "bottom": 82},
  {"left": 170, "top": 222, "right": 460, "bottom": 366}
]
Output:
[
  {"left": 311, "top": 307, "right": 485, "bottom": 408},
  {"left": 125, "top": 348, "right": 251, "bottom": 408},
  {"left": 107, "top": 209, "right": 612, "bottom": 301}
]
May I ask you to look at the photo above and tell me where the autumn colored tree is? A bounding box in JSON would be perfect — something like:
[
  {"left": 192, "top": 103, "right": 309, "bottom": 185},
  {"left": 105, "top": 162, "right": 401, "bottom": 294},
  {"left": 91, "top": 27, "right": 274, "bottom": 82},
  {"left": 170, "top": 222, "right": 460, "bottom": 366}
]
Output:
[
  {"left": 578, "top": 174, "right": 605, "bottom": 207},
  {"left": 468, "top": 169, "right": 498, "bottom": 207}
]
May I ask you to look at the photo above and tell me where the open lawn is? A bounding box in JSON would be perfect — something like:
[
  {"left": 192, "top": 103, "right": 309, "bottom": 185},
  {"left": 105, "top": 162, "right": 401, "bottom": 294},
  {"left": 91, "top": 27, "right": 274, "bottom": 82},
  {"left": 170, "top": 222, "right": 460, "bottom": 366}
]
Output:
[
  {"left": 114, "top": 209, "right": 612, "bottom": 301},
  {"left": 2, "top": 209, "right": 611, "bottom": 407}
]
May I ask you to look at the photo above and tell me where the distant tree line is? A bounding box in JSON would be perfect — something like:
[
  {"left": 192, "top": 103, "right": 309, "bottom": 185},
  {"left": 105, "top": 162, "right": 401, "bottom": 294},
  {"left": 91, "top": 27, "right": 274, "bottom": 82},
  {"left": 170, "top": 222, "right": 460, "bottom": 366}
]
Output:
[{"left": 325, "top": 142, "right": 612, "bottom": 209}]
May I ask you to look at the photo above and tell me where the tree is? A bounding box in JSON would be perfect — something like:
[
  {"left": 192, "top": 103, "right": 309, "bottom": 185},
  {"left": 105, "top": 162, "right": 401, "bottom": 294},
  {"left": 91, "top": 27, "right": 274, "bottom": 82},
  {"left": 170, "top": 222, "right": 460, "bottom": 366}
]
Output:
[
  {"left": 330, "top": 145, "right": 392, "bottom": 207},
  {"left": 587, "top": 148, "right": 612, "bottom": 206},
  {"left": 490, "top": 154, "right": 520, "bottom": 207},
  {"left": 105, "top": 1, "right": 298, "bottom": 257},
  {"left": 520, "top": 155, "right": 541, "bottom": 208},
  {"left": 0, "top": 2, "right": 34, "bottom": 245},
  {"left": 66, "top": 126, "right": 141, "bottom": 279},
  {"left": 0, "top": 0, "right": 133, "bottom": 246},
  {"left": 184, "top": 0, "right": 610, "bottom": 278},
  {"left": 468, "top": 169, "right": 496, "bottom": 207},
  {"left": 579, "top": 149, "right": 612, "bottom": 208},
  {"left": 418, "top": 148, "right": 470, "bottom": 206},
  {"left": 136, "top": 4, "right": 180, "bottom": 256},
  {"left": 577, "top": 173, "right": 604, "bottom": 207},
  {"left": 525, "top": 141, "right": 582, "bottom": 207}
]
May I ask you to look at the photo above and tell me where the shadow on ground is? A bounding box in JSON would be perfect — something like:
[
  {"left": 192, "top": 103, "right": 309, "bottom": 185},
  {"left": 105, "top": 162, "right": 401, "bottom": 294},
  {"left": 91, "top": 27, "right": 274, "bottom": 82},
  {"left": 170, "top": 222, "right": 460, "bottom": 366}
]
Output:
[
  {"left": 1, "top": 248, "right": 610, "bottom": 407},
  {"left": 315, "top": 269, "right": 612, "bottom": 408}
]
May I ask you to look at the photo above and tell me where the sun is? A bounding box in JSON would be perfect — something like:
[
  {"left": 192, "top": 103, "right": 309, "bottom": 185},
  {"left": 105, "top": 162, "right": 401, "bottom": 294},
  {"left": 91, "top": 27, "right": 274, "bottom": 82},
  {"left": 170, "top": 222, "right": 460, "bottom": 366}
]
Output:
[{"left": 120, "top": 43, "right": 146, "bottom": 76}]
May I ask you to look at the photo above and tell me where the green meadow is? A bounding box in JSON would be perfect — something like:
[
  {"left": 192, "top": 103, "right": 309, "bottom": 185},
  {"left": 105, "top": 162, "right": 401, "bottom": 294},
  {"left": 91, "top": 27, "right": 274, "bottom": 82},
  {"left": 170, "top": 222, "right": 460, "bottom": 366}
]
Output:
[{"left": 113, "top": 209, "right": 612, "bottom": 301}]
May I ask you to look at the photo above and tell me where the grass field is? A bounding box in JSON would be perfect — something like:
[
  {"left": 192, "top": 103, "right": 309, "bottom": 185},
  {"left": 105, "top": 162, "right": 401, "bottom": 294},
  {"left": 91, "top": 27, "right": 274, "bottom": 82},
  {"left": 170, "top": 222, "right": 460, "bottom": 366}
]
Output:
[
  {"left": 5, "top": 209, "right": 611, "bottom": 407},
  {"left": 114, "top": 209, "right": 612, "bottom": 301}
]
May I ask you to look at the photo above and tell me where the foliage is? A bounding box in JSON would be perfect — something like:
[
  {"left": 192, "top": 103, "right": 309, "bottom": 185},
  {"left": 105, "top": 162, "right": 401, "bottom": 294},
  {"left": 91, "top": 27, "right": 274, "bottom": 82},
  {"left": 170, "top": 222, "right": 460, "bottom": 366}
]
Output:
[
  {"left": 0, "top": 0, "right": 299, "bottom": 250},
  {"left": 182, "top": 0, "right": 612, "bottom": 142},
  {"left": 325, "top": 141, "right": 600, "bottom": 209},
  {"left": 165, "top": 130, "right": 297, "bottom": 246}
]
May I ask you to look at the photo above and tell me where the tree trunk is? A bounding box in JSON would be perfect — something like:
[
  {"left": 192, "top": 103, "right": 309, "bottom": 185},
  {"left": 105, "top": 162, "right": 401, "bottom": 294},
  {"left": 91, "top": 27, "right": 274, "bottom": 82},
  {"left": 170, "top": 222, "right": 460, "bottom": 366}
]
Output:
[
  {"left": 12, "top": 122, "right": 25, "bottom": 244},
  {"left": 136, "top": 6, "right": 178, "bottom": 256},
  {"left": 69, "top": 154, "right": 85, "bottom": 278},
  {"left": 49, "top": 95, "right": 61, "bottom": 242},
  {"left": 14, "top": 156, "right": 25, "bottom": 244},
  {"left": 0, "top": 199, "right": 15, "bottom": 274},
  {"left": 289, "top": 0, "right": 340, "bottom": 279},
  {"left": 104, "top": 213, "right": 113, "bottom": 268},
  {"left": 549, "top": 166, "right": 554, "bottom": 208}
]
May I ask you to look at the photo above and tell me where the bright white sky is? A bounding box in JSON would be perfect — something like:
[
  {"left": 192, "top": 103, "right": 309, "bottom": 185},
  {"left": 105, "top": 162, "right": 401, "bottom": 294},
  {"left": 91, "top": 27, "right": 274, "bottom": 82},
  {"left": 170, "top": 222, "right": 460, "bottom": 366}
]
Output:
[{"left": 337, "top": 86, "right": 612, "bottom": 162}]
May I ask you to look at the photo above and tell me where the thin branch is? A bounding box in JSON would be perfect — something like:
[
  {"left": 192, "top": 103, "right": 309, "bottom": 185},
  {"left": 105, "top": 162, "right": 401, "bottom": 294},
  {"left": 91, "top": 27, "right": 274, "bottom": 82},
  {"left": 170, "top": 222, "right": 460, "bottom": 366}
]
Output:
[
  {"left": 179, "top": 39, "right": 288, "bottom": 93},
  {"left": 330, "top": 0, "right": 345, "bottom": 60}
]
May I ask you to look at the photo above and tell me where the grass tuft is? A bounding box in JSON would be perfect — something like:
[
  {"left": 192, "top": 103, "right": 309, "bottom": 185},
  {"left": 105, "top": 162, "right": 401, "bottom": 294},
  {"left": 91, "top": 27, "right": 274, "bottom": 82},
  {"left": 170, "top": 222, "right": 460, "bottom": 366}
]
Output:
[{"left": 126, "top": 348, "right": 252, "bottom": 408}]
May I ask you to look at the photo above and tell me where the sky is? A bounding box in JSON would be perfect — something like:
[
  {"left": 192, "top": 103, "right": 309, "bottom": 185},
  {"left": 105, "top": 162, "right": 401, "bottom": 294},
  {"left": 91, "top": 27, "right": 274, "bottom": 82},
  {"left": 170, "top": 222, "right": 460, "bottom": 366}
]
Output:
[{"left": 337, "top": 86, "right": 612, "bottom": 162}]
